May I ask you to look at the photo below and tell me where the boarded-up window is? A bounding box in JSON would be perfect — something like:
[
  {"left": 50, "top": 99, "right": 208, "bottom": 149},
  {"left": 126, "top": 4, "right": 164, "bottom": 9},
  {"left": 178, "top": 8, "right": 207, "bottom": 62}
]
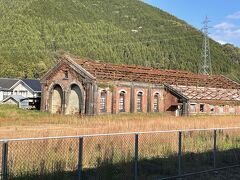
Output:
[
  {"left": 229, "top": 106, "right": 236, "bottom": 113},
  {"left": 190, "top": 104, "right": 196, "bottom": 112}
]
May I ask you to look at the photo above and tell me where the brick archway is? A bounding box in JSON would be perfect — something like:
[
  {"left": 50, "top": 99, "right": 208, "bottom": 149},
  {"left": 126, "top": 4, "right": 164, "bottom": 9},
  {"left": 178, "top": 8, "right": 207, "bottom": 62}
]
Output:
[
  {"left": 66, "top": 83, "right": 85, "bottom": 115},
  {"left": 50, "top": 84, "right": 64, "bottom": 114}
]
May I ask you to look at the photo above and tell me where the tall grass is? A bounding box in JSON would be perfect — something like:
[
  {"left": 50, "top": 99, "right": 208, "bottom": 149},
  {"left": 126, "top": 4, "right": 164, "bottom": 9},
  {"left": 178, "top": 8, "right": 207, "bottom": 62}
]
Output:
[
  {"left": 0, "top": 105, "right": 240, "bottom": 179},
  {"left": 0, "top": 105, "right": 240, "bottom": 139}
]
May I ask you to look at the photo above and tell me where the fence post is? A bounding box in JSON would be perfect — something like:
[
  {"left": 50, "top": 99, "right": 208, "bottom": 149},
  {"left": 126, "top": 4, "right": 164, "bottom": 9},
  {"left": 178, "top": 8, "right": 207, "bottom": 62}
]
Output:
[
  {"left": 213, "top": 129, "right": 217, "bottom": 169},
  {"left": 178, "top": 131, "right": 182, "bottom": 176},
  {"left": 134, "top": 134, "right": 139, "bottom": 180},
  {"left": 2, "top": 140, "right": 8, "bottom": 180},
  {"left": 77, "top": 137, "right": 83, "bottom": 180}
]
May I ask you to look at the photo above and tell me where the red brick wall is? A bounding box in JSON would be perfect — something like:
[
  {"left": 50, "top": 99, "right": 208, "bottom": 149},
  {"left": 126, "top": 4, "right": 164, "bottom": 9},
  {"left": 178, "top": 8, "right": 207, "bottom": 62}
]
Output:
[
  {"left": 236, "top": 106, "right": 240, "bottom": 115},
  {"left": 163, "top": 90, "right": 179, "bottom": 112}
]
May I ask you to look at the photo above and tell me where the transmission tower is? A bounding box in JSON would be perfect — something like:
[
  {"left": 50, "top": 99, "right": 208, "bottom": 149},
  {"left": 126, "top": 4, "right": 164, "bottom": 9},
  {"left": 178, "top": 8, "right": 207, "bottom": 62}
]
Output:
[{"left": 199, "top": 16, "right": 212, "bottom": 75}]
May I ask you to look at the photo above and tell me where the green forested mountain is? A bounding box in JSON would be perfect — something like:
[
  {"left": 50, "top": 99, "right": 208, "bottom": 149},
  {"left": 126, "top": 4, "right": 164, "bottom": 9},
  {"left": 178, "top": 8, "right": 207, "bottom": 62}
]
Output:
[{"left": 0, "top": 0, "right": 240, "bottom": 81}]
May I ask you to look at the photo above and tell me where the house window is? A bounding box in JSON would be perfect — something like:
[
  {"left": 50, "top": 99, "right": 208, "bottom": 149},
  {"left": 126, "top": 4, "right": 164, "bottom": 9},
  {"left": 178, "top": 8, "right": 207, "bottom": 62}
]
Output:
[
  {"left": 137, "top": 92, "right": 143, "bottom": 112},
  {"left": 154, "top": 93, "right": 159, "bottom": 112},
  {"left": 119, "top": 91, "right": 125, "bottom": 112},
  {"left": 100, "top": 91, "right": 107, "bottom": 113},
  {"left": 190, "top": 104, "right": 196, "bottom": 112},
  {"left": 219, "top": 105, "right": 224, "bottom": 113},
  {"left": 3, "top": 91, "right": 11, "bottom": 100},
  {"left": 200, "top": 104, "right": 205, "bottom": 112},
  {"left": 64, "top": 71, "right": 69, "bottom": 79}
]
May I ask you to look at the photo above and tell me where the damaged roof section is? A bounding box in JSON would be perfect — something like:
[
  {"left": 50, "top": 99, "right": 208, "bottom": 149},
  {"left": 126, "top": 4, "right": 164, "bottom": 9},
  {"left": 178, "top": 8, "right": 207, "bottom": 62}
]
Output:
[
  {"left": 71, "top": 56, "right": 240, "bottom": 89},
  {"left": 170, "top": 85, "right": 240, "bottom": 104}
]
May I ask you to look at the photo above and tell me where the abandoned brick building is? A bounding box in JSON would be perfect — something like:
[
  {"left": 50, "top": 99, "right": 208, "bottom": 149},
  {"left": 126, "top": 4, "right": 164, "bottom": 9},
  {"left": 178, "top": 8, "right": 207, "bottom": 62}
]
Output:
[{"left": 40, "top": 55, "right": 240, "bottom": 116}]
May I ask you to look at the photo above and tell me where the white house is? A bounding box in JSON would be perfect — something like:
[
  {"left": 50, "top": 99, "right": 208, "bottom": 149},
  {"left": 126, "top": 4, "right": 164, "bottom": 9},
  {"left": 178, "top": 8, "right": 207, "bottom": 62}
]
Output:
[{"left": 0, "top": 78, "right": 41, "bottom": 108}]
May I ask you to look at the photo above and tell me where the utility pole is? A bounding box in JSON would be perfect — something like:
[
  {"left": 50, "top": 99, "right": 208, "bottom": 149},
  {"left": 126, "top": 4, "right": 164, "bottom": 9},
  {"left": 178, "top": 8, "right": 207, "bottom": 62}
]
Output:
[{"left": 199, "top": 16, "right": 212, "bottom": 75}]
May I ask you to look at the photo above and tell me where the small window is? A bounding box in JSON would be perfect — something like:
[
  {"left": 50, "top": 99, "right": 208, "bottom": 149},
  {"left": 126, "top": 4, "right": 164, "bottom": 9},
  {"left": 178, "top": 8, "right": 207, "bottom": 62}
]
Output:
[
  {"left": 64, "top": 71, "right": 69, "bottom": 79},
  {"left": 200, "top": 104, "right": 205, "bottom": 112},
  {"left": 154, "top": 93, "right": 159, "bottom": 112},
  {"left": 190, "top": 104, "right": 196, "bottom": 112},
  {"left": 229, "top": 106, "right": 235, "bottom": 113},
  {"left": 100, "top": 91, "right": 107, "bottom": 113},
  {"left": 219, "top": 105, "right": 224, "bottom": 113},
  {"left": 137, "top": 92, "right": 143, "bottom": 112},
  {"left": 210, "top": 105, "right": 215, "bottom": 113},
  {"left": 119, "top": 91, "right": 125, "bottom": 112}
]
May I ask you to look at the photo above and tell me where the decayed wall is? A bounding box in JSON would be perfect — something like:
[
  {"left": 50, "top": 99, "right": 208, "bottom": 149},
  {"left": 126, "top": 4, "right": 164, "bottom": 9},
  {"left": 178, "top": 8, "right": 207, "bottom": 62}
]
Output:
[
  {"left": 41, "top": 60, "right": 96, "bottom": 115},
  {"left": 163, "top": 90, "right": 179, "bottom": 112},
  {"left": 95, "top": 82, "right": 164, "bottom": 114},
  {"left": 188, "top": 101, "right": 240, "bottom": 115}
]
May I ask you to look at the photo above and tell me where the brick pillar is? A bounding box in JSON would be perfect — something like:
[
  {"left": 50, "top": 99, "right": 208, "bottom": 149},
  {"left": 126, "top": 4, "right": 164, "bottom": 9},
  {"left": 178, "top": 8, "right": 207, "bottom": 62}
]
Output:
[
  {"left": 130, "top": 85, "right": 135, "bottom": 113},
  {"left": 147, "top": 87, "right": 151, "bottom": 113},
  {"left": 112, "top": 87, "right": 117, "bottom": 114}
]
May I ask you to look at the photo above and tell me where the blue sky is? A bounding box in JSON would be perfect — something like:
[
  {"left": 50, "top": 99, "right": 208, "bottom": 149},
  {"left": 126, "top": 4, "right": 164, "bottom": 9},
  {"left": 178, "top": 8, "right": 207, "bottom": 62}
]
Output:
[{"left": 144, "top": 0, "right": 240, "bottom": 47}]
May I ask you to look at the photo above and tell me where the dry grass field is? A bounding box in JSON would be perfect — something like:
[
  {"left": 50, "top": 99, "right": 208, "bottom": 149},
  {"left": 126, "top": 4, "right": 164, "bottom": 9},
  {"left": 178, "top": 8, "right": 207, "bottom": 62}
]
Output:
[
  {"left": 1, "top": 105, "right": 240, "bottom": 179},
  {"left": 0, "top": 104, "right": 240, "bottom": 139}
]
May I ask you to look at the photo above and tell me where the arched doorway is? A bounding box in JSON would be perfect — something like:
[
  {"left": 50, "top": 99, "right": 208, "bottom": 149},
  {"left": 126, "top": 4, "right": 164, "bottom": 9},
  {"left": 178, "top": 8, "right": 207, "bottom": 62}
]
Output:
[
  {"left": 66, "top": 84, "right": 83, "bottom": 115},
  {"left": 51, "top": 84, "right": 63, "bottom": 114}
]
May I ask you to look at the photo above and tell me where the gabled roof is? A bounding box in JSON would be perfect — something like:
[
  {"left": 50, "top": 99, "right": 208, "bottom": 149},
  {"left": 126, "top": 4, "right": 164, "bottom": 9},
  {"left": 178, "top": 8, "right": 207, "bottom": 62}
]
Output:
[
  {"left": 21, "top": 79, "right": 41, "bottom": 92},
  {"left": 69, "top": 56, "right": 240, "bottom": 89},
  {"left": 0, "top": 78, "right": 19, "bottom": 90}
]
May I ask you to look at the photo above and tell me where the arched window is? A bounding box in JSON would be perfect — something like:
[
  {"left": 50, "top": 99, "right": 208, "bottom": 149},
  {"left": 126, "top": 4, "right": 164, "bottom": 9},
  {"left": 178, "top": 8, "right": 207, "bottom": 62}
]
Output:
[
  {"left": 137, "top": 92, "right": 143, "bottom": 112},
  {"left": 100, "top": 90, "right": 107, "bottom": 113},
  {"left": 154, "top": 93, "right": 159, "bottom": 112},
  {"left": 119, "top": 91, "right": 125, "bottom": 112}
]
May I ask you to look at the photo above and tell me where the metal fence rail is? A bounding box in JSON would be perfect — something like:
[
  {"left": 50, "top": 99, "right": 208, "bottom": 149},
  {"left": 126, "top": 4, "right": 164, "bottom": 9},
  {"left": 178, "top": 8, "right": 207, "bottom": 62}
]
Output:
[{"left": 1, "top": 127, "right": 240, "bottom": 180}]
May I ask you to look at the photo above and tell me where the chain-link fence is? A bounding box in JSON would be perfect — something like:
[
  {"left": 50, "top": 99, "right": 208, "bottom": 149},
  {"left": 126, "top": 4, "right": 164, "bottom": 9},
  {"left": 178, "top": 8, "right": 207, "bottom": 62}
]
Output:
[{"left": 1, "top": 128, "right": 240, "bottom": 180}]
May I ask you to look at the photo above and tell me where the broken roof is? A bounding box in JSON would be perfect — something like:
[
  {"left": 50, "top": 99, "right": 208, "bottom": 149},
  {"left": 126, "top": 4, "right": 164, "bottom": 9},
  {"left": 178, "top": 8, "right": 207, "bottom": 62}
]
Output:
[
  {"left": 69, "top": 56, "right": 240, "bottom": 90},
  {"left": 170, "top": 85, "right": 240, "bottom": 104}
]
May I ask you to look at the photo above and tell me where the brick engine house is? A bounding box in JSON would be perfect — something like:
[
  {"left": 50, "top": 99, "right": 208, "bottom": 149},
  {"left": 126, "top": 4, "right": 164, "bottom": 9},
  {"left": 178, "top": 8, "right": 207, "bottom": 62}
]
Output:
[{"left": 40, "top": 55, "right": 240, "bottom": 116}]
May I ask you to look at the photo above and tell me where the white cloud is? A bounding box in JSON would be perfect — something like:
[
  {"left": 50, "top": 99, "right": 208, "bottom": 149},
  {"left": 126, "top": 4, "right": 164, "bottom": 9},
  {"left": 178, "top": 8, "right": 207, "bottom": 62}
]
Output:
[
  {"left": 214, "top": 22, "right": 235, "bottom": 30},
  {"left": 227, "top": 11, "right": 240, "bottom": 19},
  {"left": 211, "top": 20, "right": 240, "bottom": 46}
]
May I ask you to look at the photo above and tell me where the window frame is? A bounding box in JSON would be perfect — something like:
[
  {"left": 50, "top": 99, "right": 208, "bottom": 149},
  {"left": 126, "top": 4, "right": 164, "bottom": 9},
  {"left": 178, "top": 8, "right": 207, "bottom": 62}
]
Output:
[
  {"left": 137, "top": 92, "right": 143, "bottom": 112},
  {"left": 190, "top": 103, "right": 197, "bottom": 113},
  {"left": 64, "top": 70, "right": 69, "bottom": 79},
  {"left": 153, "top": 93, "right": 159, "bottom": 112},
  {"left": 200, "top": 104, "right": 205, "bottom": 113},
  {"left": 219, "top": 105, "right": 224, "bottom": 113},
  {"left": 100, "top": 90, "right": 107, "bottom": 113},
  {"left": 119, "top": 91, "right": 126, "bottom": 112}
]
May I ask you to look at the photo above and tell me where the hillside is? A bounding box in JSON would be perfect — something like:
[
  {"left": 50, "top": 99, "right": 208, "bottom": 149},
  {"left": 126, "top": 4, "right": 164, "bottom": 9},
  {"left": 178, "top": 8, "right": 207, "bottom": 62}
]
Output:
[{"left": 0, "top": 0, "right": 240, "bottom": 81}]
